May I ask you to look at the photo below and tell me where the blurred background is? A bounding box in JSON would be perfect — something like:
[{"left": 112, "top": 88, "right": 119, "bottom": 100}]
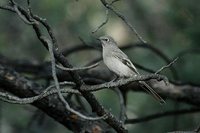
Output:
[{"left": 0, "top": 0, "right": 200, "bottom": 133}]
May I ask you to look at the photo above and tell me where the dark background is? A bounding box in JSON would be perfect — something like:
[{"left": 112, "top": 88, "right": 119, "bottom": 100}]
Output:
[{"left": 0, "top": 0, "right": 200, "bottom": 133}]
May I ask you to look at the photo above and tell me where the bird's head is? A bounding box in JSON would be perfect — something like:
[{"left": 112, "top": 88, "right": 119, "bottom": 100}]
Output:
[{"left": 97, "top": 35, "right": 117, "bottom": 47}]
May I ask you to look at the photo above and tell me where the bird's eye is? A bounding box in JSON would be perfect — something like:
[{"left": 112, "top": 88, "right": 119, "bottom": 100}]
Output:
[{"left": 104, "top": 38, "right": 109, "bottom": 42}]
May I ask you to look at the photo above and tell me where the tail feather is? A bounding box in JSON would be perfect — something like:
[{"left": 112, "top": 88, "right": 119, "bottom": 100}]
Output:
[{"left": 139, "top": 81, "right": 165, "bottom": 104}]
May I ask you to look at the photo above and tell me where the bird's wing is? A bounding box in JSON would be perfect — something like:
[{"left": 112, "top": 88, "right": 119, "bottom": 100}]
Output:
[
  {"left": 112, "top": 50, "right": 139, "bottom": 75},
  {"left": 120, "top": 57, "right": 139, "bottom": 75}
]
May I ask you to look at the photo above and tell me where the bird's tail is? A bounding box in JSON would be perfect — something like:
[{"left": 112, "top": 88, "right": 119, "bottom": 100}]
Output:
[{"left": 139, "top": 81, "right": 165, "bottom": 105}]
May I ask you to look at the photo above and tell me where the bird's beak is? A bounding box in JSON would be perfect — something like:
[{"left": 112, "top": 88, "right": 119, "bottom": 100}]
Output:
[{"left": 96, "top": 38, "right": 104, "bottom": 47}]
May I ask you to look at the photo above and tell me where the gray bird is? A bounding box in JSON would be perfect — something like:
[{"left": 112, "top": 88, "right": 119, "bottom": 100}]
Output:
[{"left": 98, "top": 35, "right": 165, "bottom": 104}]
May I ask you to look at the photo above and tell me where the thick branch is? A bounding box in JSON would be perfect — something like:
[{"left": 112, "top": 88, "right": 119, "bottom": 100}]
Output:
[{"left": 0, "top": 64, "right": 104, "bottom": 132}]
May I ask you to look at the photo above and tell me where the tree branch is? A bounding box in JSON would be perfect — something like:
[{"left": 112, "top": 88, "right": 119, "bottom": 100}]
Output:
[
  {"left": 0, "top": 2, "right": 127, "bottom": 133},
  {"left": 0, "top": 64, "right": 104, "bottom": 132},
  {"left": 125, "top": 108, "right": 200, "bottom": 124}
]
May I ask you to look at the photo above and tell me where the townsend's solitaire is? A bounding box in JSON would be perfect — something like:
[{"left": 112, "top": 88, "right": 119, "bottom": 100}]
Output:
[{"left": 98, "top": 35, "right": 165, "bottom": 104}]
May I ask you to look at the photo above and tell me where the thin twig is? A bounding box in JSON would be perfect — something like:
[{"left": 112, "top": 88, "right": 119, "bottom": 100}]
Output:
[
  {"left": 6, "top": 81, "right": 76, "bottom": 104},
  {"left": 156, "top": 57, "right": 179, "bottom": 74},
  {"left": 100, "top": 0, "right": 146, "bottom": 44},
  {"left": 92, "top": 9, "right": 109, "bottom": 33},
  {"left": 125, "top": 108, "right": 200, "bottom": 124},
  {"left": 0, "top": 82, "right": 78, "bottom": 104},
  {"left": 38, "top": 81, "right": 76, "bottom": 99},
  {"left": 91, "top": 0, "right": 121, "bottom": 33},
  {"left": 56, "top": 62, "right": 99, "bottom": 71},
  {"left": 110, "top": 0, "right": 121, "bottom": 5},
  {"left": 122, "top": 43, "right": 179, "bottom": 80}
]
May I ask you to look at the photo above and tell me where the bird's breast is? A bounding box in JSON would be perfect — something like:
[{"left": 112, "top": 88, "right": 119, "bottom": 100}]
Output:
[{"left": 103, "top": 56, "right": 135, "bottom": 77}]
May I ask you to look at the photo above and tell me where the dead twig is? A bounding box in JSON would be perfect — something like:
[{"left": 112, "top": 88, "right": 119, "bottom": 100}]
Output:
[
  {"left": 156, "top": 57, "right": 179, "bottom": 74},
  {"left": 56, "top": 62, "right": 99, "bottom": 71},
  {"left": 100, "top": 0, "right": 146, "bottom": 43},
  {"left": 92, "top": 9, "right": 109, "bottom": 33}
]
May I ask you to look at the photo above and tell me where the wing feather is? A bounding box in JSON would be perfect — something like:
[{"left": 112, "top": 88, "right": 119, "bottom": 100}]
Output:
[{"left": 112, "top": 50, "right": 139, "bottom": 74}]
